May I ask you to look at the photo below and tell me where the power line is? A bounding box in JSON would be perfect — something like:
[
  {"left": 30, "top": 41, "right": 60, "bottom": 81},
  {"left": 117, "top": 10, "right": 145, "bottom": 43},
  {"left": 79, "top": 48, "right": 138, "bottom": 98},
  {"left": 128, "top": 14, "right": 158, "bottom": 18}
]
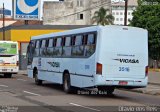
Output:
[{"left": 47, "top": 1, "right": 111, "bottom": 22}]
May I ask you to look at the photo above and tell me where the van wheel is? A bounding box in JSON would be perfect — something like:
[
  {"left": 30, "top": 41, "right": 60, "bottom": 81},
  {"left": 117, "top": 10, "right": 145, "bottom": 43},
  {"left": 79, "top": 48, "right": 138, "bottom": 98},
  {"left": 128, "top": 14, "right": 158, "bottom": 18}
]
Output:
[
  {"left": 34, "top": 70, "right": 42, "bottom": 85},
  {"left": 4, "top": 73, "right": 12, "bottom": 78},
  {"left": 63, "top": 72, "right": 72, "bottom": 93}
]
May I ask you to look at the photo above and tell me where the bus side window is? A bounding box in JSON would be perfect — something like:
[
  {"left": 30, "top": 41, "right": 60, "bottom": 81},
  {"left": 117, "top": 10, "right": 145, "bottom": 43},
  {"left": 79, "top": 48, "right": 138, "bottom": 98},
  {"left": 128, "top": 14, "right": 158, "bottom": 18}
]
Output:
[
  {"left": 53, "top": 38, "right": 62, "bottom": 56},
  {"left": 36, "top": 40, "right": 40, "bottom": 48},
  {"left": 72, "top": 35, "right": 84, "bottom": 56},
  {"left": 34, "top": 40, "right": 40, "bottom": 56},
  {"left": 87, "top": 34, "right": 95, "bottom": 45},
  {"left": 83, "top": 34, "right": 88, "bottom": 45},
  {"left": 47, "top": 39, "right": 53, "bottom": 57},
  {"left": 27, "top": 41, "right": 35, "bottom": 65},
  {"left": 40, "top": 40, "right": 46, "bottom": 56},
  {"left": 84, "top": 33, "right": 96, "bottom": 57},
  {"left": 63, "top": 36, "right": 71, "bottom": 56},
  {"left": 53, "top": 38, "right": 57, "bottom": 47},
  {"left": 71, "top": 36, "right": 76, "bottom": 46}
]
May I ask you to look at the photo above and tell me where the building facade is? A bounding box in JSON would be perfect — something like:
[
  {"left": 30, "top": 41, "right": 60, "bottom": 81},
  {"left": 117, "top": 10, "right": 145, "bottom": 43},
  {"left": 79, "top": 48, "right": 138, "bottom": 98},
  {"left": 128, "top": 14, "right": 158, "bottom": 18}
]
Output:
[
  {"left": 0, "top": 8, "right": 11, "bottom": 18},
  {"left": 112, "top": 0, "right": 138, "bottom": 25},
  {"left": 0, "top": 8, "right": 14, "bottom": 28},
  {"left": 43, "top": 0, "right": 111, "bottom": 25}
]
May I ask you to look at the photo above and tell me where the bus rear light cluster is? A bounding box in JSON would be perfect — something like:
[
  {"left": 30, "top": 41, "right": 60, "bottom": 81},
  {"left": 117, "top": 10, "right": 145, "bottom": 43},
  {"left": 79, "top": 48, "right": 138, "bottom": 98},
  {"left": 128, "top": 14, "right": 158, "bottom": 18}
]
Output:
[
  {"left": 145, "top": 66, "right": 148, "bottom": 77},
  {"left": 96, "top": 63, "right": 102, "bottom": 75},
  {"left": 17, "top": 61, "right": 19, "bottom": 66}
]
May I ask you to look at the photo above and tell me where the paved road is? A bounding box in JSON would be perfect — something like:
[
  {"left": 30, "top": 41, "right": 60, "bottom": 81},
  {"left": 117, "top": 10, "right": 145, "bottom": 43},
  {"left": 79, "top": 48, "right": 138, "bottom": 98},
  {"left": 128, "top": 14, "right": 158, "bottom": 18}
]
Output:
[{"left": 0, "top": 74, "right": 160, "bottom": 112}]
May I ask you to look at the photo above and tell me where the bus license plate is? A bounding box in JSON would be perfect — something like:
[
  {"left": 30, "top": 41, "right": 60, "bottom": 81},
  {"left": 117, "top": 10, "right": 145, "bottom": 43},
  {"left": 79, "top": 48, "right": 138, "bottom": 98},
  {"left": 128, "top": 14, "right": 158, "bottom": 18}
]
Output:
[
  {"left": 119, "top": 81, "right": 128, "bottom": 85},
  {"left": 2, "top": 69, "right": 7, "bottom": 71}
]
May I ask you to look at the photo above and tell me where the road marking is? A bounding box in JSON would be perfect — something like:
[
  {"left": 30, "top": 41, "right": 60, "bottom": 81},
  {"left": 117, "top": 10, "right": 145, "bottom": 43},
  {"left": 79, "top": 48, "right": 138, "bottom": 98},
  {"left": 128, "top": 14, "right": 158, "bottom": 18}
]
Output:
[
  {"left": 17, "top": 79, "right": 27, "bottom": 81},
  {"left": 23, "top": 91, "right": 41, "bottom": 96},
  {"left": 69, "top": 103, "right": 101, "bottom": 111},
  {"left": 0, "top": 85, "right": 8, "bottom": 87}
]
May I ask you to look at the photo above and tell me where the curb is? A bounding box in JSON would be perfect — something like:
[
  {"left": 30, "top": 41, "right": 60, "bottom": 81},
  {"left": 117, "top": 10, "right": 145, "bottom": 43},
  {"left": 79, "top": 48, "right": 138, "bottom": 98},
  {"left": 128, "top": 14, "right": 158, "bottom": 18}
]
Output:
[
  {"left": 148, "top": 82, "right": 160, "bottom": 86},
  {"left": 149, "top": 69, "right": 160, "bottom": 72},
  {"left": 120, "top": 88, "right": 160, "bottom": 96}
]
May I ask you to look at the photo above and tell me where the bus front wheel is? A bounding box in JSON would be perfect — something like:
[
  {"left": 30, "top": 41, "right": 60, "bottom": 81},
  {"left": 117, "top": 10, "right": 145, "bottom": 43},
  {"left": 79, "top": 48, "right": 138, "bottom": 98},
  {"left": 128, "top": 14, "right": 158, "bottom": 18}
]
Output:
[
  {"left": 34, "top": 70, "right": 42, "bottom": 85},
  {"left": 63, "top": 72, "right": 72, "bottom": 93}
]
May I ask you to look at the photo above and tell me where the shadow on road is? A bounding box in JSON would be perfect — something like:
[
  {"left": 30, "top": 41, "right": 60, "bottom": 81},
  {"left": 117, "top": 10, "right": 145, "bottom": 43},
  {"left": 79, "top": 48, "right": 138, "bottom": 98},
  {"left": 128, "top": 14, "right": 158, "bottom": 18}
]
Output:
[{"left": 34, "top": 82, "right": 128, "bottom": 100}]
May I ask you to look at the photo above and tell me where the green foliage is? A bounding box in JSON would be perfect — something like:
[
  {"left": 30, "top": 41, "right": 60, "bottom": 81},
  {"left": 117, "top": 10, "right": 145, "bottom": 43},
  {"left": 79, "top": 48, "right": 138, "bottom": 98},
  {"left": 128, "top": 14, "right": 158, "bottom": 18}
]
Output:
[
  {"left": 130, "top": 0, "right": 160, "bottom": 60},
  {"left": 92, "top": 7, "right": 114, "bottom": 25}
]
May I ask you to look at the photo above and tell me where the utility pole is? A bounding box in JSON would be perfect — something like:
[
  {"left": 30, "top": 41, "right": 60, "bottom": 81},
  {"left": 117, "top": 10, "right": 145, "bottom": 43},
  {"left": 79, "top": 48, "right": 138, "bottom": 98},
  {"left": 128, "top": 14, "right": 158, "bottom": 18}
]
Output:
[
  {"left": 124, "top": 0, "right": 128, "bottom": 26},
  {"left": 2, "top": 3, "right": 5, "bottom": 40}
]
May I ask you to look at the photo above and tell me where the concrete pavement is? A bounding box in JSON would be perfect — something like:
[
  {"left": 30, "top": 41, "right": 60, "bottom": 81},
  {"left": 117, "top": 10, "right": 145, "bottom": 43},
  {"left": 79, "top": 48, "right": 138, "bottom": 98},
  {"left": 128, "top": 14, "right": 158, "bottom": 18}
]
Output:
[{"left": 148, "top": 71, "right": 160, "bottom": 85}]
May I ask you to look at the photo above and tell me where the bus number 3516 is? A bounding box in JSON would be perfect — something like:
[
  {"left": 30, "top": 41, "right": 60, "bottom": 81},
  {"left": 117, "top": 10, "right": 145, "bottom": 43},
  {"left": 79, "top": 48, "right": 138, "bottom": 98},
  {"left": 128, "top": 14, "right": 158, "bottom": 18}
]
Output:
[{"left": 119, "top": 67, "right": 130, "bottom": 72}]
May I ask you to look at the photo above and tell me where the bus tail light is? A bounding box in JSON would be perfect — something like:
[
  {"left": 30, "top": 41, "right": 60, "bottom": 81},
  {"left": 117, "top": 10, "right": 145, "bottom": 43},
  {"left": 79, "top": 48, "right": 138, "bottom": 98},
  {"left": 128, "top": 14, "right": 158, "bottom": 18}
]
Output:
[
  {"left": 96, "top": 63, "right": 102, "bottom": 75},
  {"left": 17, "top": 61, "right": 19, "bottom": 66},
  {"left": 145, "top": 66, "right": 148, "bottom": 76}
]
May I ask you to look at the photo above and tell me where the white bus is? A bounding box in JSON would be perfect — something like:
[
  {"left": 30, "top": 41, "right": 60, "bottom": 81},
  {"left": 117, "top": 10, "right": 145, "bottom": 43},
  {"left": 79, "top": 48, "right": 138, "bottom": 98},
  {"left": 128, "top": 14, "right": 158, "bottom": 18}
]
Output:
[
  {"left": 27, "top": 26, "right": 148, "bottom": 95},
  {"left": 0, "top": 41, "right": 19, "bottom": 78}
]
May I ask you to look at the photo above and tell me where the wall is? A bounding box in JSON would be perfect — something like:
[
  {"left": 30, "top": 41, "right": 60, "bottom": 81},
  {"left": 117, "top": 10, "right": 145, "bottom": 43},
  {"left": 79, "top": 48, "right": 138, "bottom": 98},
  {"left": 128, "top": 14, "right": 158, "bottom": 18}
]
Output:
[{"left": 43, "top": 0, "right": 111, "bottom": 25}]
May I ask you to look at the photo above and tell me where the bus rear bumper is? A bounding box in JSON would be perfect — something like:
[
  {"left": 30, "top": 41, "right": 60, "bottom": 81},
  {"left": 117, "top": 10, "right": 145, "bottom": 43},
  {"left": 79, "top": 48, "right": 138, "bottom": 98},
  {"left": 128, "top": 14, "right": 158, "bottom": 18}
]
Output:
[{"left": 95, "top": 76, "right": 148, "bottom": 88}]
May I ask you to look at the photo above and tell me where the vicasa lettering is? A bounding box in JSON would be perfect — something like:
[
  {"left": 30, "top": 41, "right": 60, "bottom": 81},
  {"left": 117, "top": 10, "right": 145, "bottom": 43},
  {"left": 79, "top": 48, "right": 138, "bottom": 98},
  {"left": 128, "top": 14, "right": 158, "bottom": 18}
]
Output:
[
  {"left": 48, "top": 62, "right": 60, "bottom": 67},
  {"left": 113, "top": 59, "right": 139, "bottom": 63}
]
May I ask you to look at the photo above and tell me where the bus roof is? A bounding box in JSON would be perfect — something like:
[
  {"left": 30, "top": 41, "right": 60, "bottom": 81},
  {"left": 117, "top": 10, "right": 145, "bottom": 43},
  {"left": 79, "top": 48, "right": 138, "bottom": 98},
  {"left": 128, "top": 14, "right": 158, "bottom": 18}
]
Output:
[{"left": 31, "top": 25, "right": 146, "bottom": 40}]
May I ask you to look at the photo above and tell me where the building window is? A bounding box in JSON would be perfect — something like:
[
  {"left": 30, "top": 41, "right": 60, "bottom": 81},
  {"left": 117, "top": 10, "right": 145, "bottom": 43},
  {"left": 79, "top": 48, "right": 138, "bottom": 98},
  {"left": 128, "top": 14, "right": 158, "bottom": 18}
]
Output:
[
  {"left": 116, "top": 18, "right": 119, "bottom": 21},
  {"left": 77, "top": 0, "right": 84, "bottom": 7},
  {"left": 120, "top": 18, "right": 123, "bottom": 21},
  {"left": 120, "top": 12, "right": 123, "bottom": 15},
  {"left": 116, "top": 12, "right": 119, "bottom": 15},
  {"left": 77, "top": 13, "right": 83, "bottom": 20},
  {"left": 112, "top": 12, "right": 115, "bottom": 15},
  {"left": 128, "top": 12, "right": 131, "bottom": 15}
]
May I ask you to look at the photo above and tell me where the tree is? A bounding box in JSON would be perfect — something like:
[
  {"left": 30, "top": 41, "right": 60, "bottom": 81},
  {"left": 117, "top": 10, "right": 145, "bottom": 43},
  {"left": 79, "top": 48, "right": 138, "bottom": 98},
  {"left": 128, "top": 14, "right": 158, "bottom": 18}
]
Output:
[
  {"left": 130, "top": 0, "right": 160, "bottom": 67},
  {"left": 92, "top": 7, "right": 114, "bottom": 25}
]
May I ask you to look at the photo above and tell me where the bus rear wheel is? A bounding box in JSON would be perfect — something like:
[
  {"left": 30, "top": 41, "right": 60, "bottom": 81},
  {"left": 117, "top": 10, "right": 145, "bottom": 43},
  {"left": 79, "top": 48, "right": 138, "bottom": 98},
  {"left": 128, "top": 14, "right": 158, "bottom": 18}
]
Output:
[
  {"left": 63, "top": 72, "right": 72, "bottom": 93},
  {"left": 34, "top": 70, "right": 42, "bottom": 85}
]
